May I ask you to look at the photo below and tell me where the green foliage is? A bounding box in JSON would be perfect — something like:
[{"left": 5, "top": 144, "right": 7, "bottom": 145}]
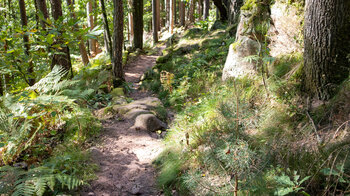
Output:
[
  {"left": 274, "top": 171, "right": 310, "bottom": 196},
  {"left": 0, "top": 165, "right": 84, "bottom": 195}
]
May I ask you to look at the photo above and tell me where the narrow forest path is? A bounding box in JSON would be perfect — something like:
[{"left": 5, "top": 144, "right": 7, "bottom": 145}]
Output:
[{"left": 81, "top": 49, "right": 165, "bottom": 196}]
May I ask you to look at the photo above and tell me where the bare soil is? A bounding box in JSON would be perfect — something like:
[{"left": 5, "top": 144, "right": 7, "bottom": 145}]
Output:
[{"left": 81, "top": 50, "right": 164, "bottom": 196}]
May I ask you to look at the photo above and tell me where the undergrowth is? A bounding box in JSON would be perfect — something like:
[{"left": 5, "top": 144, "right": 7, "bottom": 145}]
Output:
[
  {"left": 0, "top": 52, "right": 117, "bottom": 194},
  {"left": 146, "top": 22, "right": 350, "bottom": 195}
]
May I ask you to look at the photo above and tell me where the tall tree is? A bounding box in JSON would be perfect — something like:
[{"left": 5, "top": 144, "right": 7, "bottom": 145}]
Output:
[
  {"left": 212, "top": 0, "right": 227, "bottom": 21},
  {"left": 198, "top": 0, "right": 203, "bottom": 20},
  {"left": 156, "top": 0, "right": 160, "bottom": 31},
  {"left": 67, "top": 0, "right": 90, "bottom": 66},
  {"left": 37, "top": 0, "right": 49, "bottom": 29},
  {"left": 50, "top": 0, "right": 72, "bottom": 74},
  {"left": 303, "top": 0, "right": 350, "bottom": 100},
  {"left": 19, "top": 0, "right": 35, "bottom": 86},
  {"left": 87, "top": 0, "right": 98, "bottom": 56},
  {"left": 179, "top": 0, "right": 185, "bottom": 26},
  {"left": 169, "top": 0, "right": 175, "bottom": 33},
  {"left": 128, "top": 0, "right": 134, "bottom": 45},
  {"left": 132, "top": 0, "right": 143, "bottom": 49},
  {"left": 152, "top": 0, "right": 158, "bottom": 43},
  {"left": 112, "top": 0, "right": 124, "bottom": 86},
  {"left": 166, "top": 0, "right": 170, "bottom": 28},
  {"left": 99, "top": 0, "right": 112, "bottom": 60},
  {"left": 203, "top": 0, "right": 209, "bottom": 20},
  {"left": 188, "top": 0, "right": 195, "bottom": 23},
  {"left": 228, "top": 0, "right": 243, "bottom": 25}
]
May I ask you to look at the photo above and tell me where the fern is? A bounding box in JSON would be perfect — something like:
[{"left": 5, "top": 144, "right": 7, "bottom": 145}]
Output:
[
  {"left": 27, "top": 66, "right": 79, "bottom": 95},
  {"left": 0, "top": 165, "right": 84, "bottom": 196}
]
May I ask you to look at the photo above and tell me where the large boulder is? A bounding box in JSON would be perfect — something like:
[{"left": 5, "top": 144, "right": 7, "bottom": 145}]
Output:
[
  {"left": 222, "top": 36, "right": 259, "bottom": 80},
  {"left": 131, "top": 114, "right": 167, "bottom": 132},
  {"left": 268, "top": 2, "right": 303, "bottom": 56},
  {"left": 113, "top": 97, "right": 164, "bottom": 120}
]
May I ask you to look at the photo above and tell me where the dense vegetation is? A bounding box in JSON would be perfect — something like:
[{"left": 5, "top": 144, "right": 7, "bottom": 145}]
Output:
[{"left": 0, "top": 0, "right": 349, "bottom": 195}]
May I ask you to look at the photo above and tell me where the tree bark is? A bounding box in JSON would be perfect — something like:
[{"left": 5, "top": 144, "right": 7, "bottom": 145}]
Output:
[
  {"left": 166, "top": 0, "right": 170, "bottom": 28},
  {"left": 303, "top": 0, "right": 350, "bottom": 100},
  {"left": 156, "top": 0, "right": 160, "bottom": 31},
  {"left": 112, "top": 0, "right": 124, "bottom": 86},
  {"left": 160, "top": 0, "right": 165, "bottom": 27},
  {"left": 37, "top": 0, "right": 49, "bottom": 29},
  {"left": 87, "top": 0, "right": 98, "bottom": 56},
  {"left": 67, "top": 0, "right": 90, "bottom": 66},
  {"left": 132, "top": 0, "right": 143, "bottom": 49},
  {"left": 212, "top": 0, "right": 227, "bottom": 21},
  {"left": 188, "top": 0, "right": 195, "bottom": 23},
  {"left": 228, "top": 0, "right": 243, "bottom": 25},
  {"left": 99, "top": 0, "right": 112, "bottom": 60},
  {"left": 198, "top": 0, "right": 203, "bottom": 21},
  {"left": 152, "top": 0, "right": 158, "bottom": 43},
  {"left": 169, "top": 0, "right": 175, "bottom": 33},
  {"left": 19, "top": 0, "right": 35, "bottom": 86},
  {"left": 50, "top": 0, "right": 72, "bottom": 74},
  {"left": 128, "top": 0, "right": 134, "bottom": 46},
  {"left": 179, "top": 0, "right": 185, "bottom": 26},
  {"left": 203, "top": 0, "right": 209, "bottom": 20}
]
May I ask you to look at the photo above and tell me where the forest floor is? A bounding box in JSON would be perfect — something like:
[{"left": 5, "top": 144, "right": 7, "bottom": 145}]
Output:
[{"left": 81, "top": 48, "right": 165, "bottom": 196}]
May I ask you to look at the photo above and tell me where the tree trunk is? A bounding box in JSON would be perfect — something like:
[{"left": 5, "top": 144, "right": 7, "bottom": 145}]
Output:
[
  {"left": 160, "top": 0, "right": 165, "bottom": 27},
  {"left": 303, "top": 0, "right": 350, "bottom": 100},
  {"left": 169, "top": 0, "right": 175, "bottom": 33},
  {"left": 87, "top": 0, "right": 98, "bottom": 56},
  {"left": 156, "top": 0, "right": 160, "bottom": 31},
  {"left": 188, "top": 0, "right": 195, "bottom": 23},
  {"left": 50, "top": 0, "right": 72, "bottom": 74},
  {"left": 132, "top": 0, "right": 143, "bottom": 49},
  {"left": 152, "top": 0, "right": 158, "bottom": 44},
  {"left": 67, "top": 0, "right": 90, "bottom": 66},
  {"left": 112, "top": 0, "right": 124, "bottom": 86},
  {"left": 19, "top": 0, "right": 35, "bottom": 86},
  {"left": 128, "top": 0, "right": 134, "bottom": 46},
  {"left": 203, "top": 0, "right": 209, "bottom": 20},
  {"left": 212, "top": 0, "right": 227, "bottom": 21},
  {"left": 179, "top": 0, "right": 185, "bottom": 26},
  {"left": 228, "top": 0, "right": 243, "bottom": 25},
  {"left": 100, "top": 0, "right": 113, "bottom": 60},
  {"left": 198, "top": 0, "right": 203, "bottom": 21},
  {"left": 33, "top": 0, "right": 40, "bottom": 29},
  {"left": 37, "top": 0, "right": 49, "bottom": 29},
  {"left": 166, "top": 0, "right": 170, "bottom": 28}
]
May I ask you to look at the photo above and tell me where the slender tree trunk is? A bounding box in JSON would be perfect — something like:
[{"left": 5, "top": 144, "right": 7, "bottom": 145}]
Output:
[
  {"left": 19, "top": 0, "right": 35, "bottom": 86},
  {"left": 188, "top": 0, "right": 195, "bottom": 23},
  {"left": 160, "top": 0, "right": 165, "bottom": 27},
  {"left": 203, "top": 0, "right": 209, "bottom": 20},
  {"left": 50, "top": 0, "right": 72, "bottom": 74},
  {"left": 67, "top": 0, "right": 90, "bottom": 66},
  {"left": 128, "top": 0, "right": 134, "bottom": 46},
  {"left": 132, "top": 0, "right": 143, "bottom": 49},
  {"left": 33, "top": 0, "right": 40, "bottom": 29},
  {"left": 37, "top": 0, "right": 49, "bottom": 29},
  {"left": 166, "top": 0, "right": 170, "bottom": 28},
  {"left": 112, "top": 0, "right": 124, "bottom": 86},
  {"left": 152, "top": 0, "right": 158, "bottom": 43},
  {"left": 198, "top": 0, "right": 203, "bottom": 20},
  {"left": 169, "top": 0, "right": 175, "bottom": 33},
  {"left": 87, "top": 0, "right": 98, "bottom": 56},
  {"left": 212, "top": 0, "right": 228, "bottom": 21},
  {"left": 303, "top": 0, "right": 350, "bottom": 100},
  {"left": 228, "top": 0, "right": 243, "bottom": 25},
  {"left": 179, "top": 0, "right": 185, "bottom": 26},
  {"left": 156, "top": 0, "right": 160, "bottom": 31},
  {"left": 99, "top": 0, "right": 112, "bottom": 60}
]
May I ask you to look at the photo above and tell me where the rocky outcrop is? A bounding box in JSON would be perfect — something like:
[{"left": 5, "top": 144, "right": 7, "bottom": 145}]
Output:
[{"left": 131, "top": 114, "right": 167, "bottom": 132}]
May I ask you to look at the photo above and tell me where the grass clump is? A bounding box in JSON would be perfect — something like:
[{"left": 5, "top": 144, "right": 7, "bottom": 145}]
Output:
[{"left": 149, "top": 21, "right": 350, "bottom": 195}]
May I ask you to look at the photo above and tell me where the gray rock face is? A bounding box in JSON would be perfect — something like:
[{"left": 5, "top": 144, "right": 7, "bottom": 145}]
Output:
[
  {"left": 131, "top": 114, "right": 167, "bottom": 132},
  {"left": 222, "top": 36, "right": 259, "bottom": 80}
]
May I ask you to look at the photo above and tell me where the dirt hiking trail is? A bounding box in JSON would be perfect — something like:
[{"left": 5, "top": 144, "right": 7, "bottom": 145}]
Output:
[{"left": 81, "top": 50, "right": 165, "bottom": 196}]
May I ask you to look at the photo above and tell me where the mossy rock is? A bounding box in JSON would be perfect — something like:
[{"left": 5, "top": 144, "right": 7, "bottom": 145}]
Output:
[{"left": 111, "top": 88, "right": 125, "bottom": 97}]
